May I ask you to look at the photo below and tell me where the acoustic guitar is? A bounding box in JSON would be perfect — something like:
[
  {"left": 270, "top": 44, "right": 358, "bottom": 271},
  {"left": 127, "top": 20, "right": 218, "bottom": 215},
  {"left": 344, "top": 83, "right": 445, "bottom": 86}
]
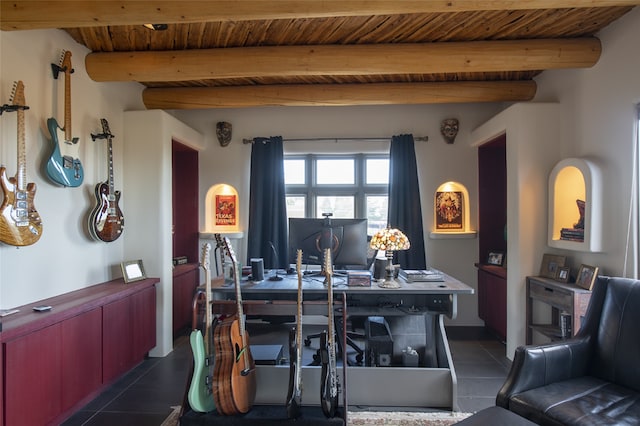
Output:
[
  {"left": 88, "top": 118, "right": 124, "bottom": 242},
  {"left": 0, "top": 81, "right": 43, "bottom": 246},
  {"left": 320, "top": 248, "right": 339, "bottom": 418},
  {"left": 187, "top": 243, "right": 216, "bottom": 412},
  {"left": 212, "top": 237, "right": 257, "bottom": 415},
  {"left": 286, "top": 249, "right": 304, "bottom": 418},
  {"left": 46, "top": 50, "right": 84, "bottom": 187}
]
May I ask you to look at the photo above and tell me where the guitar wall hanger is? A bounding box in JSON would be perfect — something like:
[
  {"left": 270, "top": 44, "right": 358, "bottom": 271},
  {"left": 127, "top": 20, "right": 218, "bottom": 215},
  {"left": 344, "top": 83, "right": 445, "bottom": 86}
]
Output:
[
  {"left": 90, "top": 131, "right": 113, "bottom": 141},
  {"left": 0, "top": 104, "right": 29, "bottom": 115},
  {"left": 51, "top": 63, "right": 74, "bottom": 79}
]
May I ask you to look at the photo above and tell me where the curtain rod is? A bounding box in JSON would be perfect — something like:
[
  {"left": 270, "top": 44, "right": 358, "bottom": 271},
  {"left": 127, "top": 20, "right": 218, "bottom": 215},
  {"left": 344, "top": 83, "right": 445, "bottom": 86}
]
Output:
[{"left": 242, "top": 136, "right": 428, "bottom": 144}]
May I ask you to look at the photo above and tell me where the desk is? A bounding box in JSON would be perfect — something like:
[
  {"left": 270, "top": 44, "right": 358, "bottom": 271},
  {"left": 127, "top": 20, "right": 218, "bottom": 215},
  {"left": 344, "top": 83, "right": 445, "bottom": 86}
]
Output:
[
  {"left": 210, "top": 271, "right": 473, "bottom": 319},
  {"left": 207, "top": 271, "right": 473, "bottom": 410}
]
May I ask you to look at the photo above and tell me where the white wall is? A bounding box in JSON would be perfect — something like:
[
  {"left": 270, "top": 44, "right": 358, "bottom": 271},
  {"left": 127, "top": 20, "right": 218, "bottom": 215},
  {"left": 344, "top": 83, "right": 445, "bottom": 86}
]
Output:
[
  {"left": 533, "top": 6, "right": 640, "bottom": 277},
  {"left": 471, "top": 6, "right": 640, "bottom": 358},
  {"left": 0, "top": 29, "right": 144, "bottom": 309},
  {"left": 171, "top": 103, "right": 503, "bottom": 327}
]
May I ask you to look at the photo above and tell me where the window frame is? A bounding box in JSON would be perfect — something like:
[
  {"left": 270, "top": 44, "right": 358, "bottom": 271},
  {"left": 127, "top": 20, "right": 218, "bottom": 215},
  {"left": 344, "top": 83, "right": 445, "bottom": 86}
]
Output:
[{"left": 285, "top": 153, "right": 388, "bottom": 221}]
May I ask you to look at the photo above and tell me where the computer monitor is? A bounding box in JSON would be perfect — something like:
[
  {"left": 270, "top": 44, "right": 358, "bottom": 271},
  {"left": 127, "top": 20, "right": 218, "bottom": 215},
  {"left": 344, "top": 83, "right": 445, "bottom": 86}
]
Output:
[{"left": 288, "top": 217, "right": 368, "bottom": 270}]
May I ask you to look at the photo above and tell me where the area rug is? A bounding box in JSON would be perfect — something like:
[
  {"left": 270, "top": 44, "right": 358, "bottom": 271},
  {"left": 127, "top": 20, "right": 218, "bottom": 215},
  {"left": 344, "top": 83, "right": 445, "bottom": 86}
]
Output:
[{"left": 162, "top": 406, "right": 472, "bottom": 426}]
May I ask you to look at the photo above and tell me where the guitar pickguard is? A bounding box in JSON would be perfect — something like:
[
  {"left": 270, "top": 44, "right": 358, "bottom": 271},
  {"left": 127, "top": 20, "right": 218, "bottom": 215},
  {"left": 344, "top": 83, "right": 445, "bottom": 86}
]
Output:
[{"left": 45, "top": 118, "right": 84, "bottom": 187}]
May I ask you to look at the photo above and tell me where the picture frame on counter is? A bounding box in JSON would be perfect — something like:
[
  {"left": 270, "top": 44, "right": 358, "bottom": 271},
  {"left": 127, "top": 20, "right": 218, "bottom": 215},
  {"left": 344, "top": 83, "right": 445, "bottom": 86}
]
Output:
[
  {"left": 121, "top": 259, "right": 146, "bottom": 283},
  {"left": 539, "top": 253, "right": 567, "bottom": 279}
]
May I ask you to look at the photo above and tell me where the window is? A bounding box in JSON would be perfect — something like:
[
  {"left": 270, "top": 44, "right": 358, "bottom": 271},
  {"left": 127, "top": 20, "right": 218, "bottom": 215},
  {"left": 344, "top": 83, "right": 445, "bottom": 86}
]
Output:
[{"left": 284, "top": 154, "right": 388, "bottom": 235}]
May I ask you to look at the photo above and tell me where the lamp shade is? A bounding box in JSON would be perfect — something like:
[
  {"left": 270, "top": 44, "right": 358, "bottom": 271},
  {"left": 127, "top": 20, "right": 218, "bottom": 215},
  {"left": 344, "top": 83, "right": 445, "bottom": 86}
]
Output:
[{"left": 370, "top": 227, "right": 410, "bottom": 252}]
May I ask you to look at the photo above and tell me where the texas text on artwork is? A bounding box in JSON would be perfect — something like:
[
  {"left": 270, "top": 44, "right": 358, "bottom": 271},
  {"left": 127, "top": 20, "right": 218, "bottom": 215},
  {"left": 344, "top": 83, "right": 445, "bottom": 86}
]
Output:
[
  {"left": 436, "top": 191, "right": 463, "bottom": 230},
  {"left": 215, "top": 194, "right": 236, "bottom": 226}
]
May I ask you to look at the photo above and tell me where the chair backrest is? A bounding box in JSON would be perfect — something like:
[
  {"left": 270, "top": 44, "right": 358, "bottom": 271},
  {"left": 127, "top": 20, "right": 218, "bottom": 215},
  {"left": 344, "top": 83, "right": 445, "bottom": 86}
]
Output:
[{"left": 585, "top": 276, "right": 640, "bottom": 392}]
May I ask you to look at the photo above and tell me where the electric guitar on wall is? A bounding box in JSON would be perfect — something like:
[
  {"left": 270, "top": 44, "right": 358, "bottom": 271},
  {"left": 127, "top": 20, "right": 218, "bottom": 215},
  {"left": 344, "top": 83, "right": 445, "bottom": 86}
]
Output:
[
  {"left": 212, "top": 237, "right": 257, "bottom": 415},
  {"left": 320, "top": 248, "right": 339, "bottom": 418},
  {"left": 286, "top": 249, "right": 304, "bottom": 418},
  {"left": 46, "top": 50, "right": 84, "bottom": 187},
  {"left": 0, "top": 81, "right": 43, "bottom": 247},
  {"left": 88, "top": 118, "right": 124, "bottom": 242},
  {"left": 187, "top": 243, "right": 217, "bottom": 413}
]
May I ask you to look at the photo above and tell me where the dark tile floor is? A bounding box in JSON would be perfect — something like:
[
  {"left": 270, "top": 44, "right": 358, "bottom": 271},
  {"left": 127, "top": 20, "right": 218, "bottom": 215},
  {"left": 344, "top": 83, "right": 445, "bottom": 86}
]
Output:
[{"left": 61, "top": 325, "right": 510, "bottom": 425}]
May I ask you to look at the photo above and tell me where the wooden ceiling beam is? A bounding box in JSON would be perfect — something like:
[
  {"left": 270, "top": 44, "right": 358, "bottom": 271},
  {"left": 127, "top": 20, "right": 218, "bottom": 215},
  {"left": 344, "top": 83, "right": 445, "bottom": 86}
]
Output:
[
  {"left": 141, "top": 81, "right": 537, "bottom": 109},
  {"left": 2, "top": 1, "right": 638, "bottom": 30},
  {"left": 86, "top": 38, "right": 600, "bottom": 83}
]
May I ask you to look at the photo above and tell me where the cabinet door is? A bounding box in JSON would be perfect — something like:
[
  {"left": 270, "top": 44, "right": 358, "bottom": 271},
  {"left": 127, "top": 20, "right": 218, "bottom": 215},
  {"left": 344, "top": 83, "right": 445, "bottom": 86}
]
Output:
[
  {"left": 4, "top": 324, "right": 62, "bottom": 426},
  {"left": 103, "top": 297, "right": 133, "bottom": 383},
  {"left": 132, "top": 285, "right": 157, "bottom": 357},
  {"left": 173, "top": 268, "right": 198, "bottom": 333},
  {"left": 61, "top": 308, "right": 103, "bottom": 411}
]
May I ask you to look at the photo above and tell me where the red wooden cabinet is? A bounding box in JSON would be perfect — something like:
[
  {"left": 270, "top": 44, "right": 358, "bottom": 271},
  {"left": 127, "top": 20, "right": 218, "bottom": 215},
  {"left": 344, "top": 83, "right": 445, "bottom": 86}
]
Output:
[
  {"left": 0, "top": 278, "right": 157, "bottom": 426},
  {"left": 4, "top": 324, "right": 62, "bottom": 426},
  {"left": 173, "top": 264, "right": 199, "bottom": 335},
  {"left": 103, "top": 297, "right": 134, "bottom": 383},
  {"left": 133, "top": 285, "right": 157, "bottom": 358},
  {"left": 61, "top": 308, "right": 103, "bottom": 412},
  {"left": 477, "top": 265, "right": 507, "bottom": 341}
]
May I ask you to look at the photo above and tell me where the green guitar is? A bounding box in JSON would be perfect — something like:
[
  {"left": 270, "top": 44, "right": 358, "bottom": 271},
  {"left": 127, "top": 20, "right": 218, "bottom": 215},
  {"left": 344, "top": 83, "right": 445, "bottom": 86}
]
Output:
[{"left": 188, "top": 242, "right": 216, "bottom": 412}]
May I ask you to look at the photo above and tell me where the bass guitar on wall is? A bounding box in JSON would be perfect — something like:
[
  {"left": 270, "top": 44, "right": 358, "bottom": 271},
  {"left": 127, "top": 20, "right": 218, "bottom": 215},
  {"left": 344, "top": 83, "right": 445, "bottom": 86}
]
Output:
[
  {"left": 46, "top": 50, "right": 84, "bottom": 187},
  {"left": 286, "top": 249, "right": 304, "bottom": 418},
  {"left": 320, "top": 248, "right": 339, "bottom": 418},
  {"left": 187, "top": 242, "right": 216, "bottom": 413},
  {"left": 0, "top": 81, "right": 43, "bottom": 246},
  {"left": 212, "top": 237, "right": 257, "bottom": 415},
  {"left": 88, "top": 118, "right": 124, "bottom": 242}
]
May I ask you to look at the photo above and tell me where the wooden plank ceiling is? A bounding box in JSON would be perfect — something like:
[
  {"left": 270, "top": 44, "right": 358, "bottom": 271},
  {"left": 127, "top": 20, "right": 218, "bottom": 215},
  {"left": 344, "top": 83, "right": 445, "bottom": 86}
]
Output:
[{"left": 1, "top": 1, "right": 637, "bottom": 108}]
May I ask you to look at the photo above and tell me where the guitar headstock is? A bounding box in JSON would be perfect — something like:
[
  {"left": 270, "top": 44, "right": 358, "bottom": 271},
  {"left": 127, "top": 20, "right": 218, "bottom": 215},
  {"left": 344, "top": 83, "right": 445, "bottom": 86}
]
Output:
[
  {"left": 100, "top": 118, "right": 113, "bottom": 138},
  {"left": 296, "top": 249, "right": 303, "bottom": 279},
  {"left": 324, "top": 248, "right": 333, "bottom": 278},
  {"left": 59, "top": 50, "right": 72, "bottom": 74},
  {"left": 10, "top": 81, "right": 25, "bottom": 107},
  {"left": 222, "top": 236, "right": 238, "bottom": 265},
  {"left": 201, "top": 243, "right": 211, "bottom": 272}
]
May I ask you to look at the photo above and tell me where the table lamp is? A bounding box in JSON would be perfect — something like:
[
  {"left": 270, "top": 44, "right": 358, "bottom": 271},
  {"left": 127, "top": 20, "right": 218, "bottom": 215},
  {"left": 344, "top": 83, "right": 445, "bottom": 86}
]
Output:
[{"left": 369, "top": 227, "right": 410, "bottom": 288}]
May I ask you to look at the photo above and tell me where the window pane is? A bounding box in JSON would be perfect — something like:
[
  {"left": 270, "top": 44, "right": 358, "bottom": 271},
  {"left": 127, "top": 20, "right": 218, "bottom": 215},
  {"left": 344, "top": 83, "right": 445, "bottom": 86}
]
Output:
[
  {"left": 366, "top": 195, "right": 388, "bottom": 235},
  {"left": 316, "top": 196, "right": 354, "bottom": 218},
  {"left": 366, "top": 159, "right": 389, "bottom": 184},
  {"left": 317, "top": 159, "right": 354, "bottom": 184},
  {"left": 286, "top": 196, "right": 306, "bottom": 218},
  {"left": 284, "top": 159, "right": 305, "bottom": 184}
]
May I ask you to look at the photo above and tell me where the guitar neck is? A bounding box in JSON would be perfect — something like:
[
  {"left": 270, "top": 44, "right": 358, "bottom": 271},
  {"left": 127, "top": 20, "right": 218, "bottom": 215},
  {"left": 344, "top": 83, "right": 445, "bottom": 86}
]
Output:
[
  {"left": 107, "top": 136, "right": 115, "bottom": 194},
  {"left": 16, "top": 104, "right": 26, "bottom": 191},
  {"left": 64, "top": 65, "right": 72, "bottom": 142},
  {"left": 234, "top": 260, "right": 248, "bottom": 347},
  {"left": 324, "top": 249, "right": 335, "bottom": 347}
]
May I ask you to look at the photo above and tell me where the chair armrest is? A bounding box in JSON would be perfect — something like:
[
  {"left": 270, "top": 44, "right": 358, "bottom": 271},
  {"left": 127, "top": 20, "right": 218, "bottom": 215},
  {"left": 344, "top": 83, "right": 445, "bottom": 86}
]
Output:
[{"left": 496, "top": 337, "right": 591, "bottom": 408}]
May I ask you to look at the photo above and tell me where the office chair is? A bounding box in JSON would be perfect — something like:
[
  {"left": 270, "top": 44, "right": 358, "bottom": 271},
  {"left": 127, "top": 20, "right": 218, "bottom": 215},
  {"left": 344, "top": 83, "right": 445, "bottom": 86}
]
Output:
[{"left": 304, "top": 237, "right": 378, "bottom": 365}]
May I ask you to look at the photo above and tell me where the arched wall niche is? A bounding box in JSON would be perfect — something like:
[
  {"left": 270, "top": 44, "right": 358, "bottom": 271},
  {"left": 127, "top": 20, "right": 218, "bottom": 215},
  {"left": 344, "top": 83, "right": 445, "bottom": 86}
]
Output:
[
  {"left": 430, "top": 181, "right": 476, "bottom": 239},
  {"left": 548, "top": 158, "right": 601, "bottom": 252}
]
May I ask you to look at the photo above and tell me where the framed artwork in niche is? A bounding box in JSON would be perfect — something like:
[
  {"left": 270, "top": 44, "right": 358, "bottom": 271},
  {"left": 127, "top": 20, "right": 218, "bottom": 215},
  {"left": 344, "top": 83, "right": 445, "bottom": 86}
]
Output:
[{"left": 435, "top": 191, "right": 463, "bottom": 230}]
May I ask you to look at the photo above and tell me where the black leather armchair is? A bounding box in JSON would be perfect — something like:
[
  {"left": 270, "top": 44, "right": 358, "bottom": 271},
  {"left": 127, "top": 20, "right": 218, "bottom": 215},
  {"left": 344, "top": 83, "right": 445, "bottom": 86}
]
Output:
[{"left": 497, "top": 276, "right": 640, "bottom": 425}]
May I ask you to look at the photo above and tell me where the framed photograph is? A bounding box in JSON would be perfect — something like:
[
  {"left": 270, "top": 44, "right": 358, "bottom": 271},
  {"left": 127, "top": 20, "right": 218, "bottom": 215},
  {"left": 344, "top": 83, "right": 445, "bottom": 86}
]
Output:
[
  {"left": 539, "top": 253, "right": 567, "bottom": 279},
  {"left": 576, "top": 264, "right": 598, "bottom": 290},
  {"left": 487, "top": 252, "right": 505, "bottom": 266},
  {"left": 555, "top": 266, "right": 570, "bottom": 283},
  {"left": 121, "top": 260, "right": 146, "bottom": 283}
]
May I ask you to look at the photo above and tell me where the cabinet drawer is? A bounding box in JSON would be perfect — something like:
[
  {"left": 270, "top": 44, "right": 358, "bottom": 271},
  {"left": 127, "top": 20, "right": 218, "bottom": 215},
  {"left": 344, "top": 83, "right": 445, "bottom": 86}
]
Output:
[{"left": 529, "top": 282, "right": 572, "bottom": 310}]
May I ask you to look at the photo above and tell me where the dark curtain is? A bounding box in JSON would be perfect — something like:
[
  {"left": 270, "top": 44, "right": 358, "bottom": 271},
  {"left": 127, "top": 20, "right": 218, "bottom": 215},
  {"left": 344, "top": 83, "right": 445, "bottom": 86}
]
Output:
[
  {"left": 247, "top": 136, "right": 289, "bottom": 269},
  {"left": 388, "top": 134, "right": 426, "bottom": 269}
]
